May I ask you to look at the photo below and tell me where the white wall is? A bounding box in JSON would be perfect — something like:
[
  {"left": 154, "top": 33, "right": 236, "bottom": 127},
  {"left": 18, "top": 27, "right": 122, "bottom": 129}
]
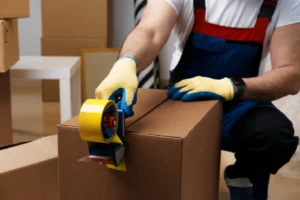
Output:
[{"left": 18, "top": 0, "right": 42, "bottom": 56}]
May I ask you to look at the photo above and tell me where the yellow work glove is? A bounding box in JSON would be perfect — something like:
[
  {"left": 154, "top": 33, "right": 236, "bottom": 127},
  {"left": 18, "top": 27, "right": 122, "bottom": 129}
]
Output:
[
  {"left": 167, "top": 76, "right": 236, "bottom": 101},
  {"left": 95, "top": 56, "right": 138, "bottom": 118}
]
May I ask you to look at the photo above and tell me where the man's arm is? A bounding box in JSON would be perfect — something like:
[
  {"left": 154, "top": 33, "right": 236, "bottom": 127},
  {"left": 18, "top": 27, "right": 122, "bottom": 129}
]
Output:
[
  {"left": 242, "top": 23, "right": 300, "bottom": 101},
  {"left": 118, "top": 0, "right": 178, "bottom": 73}
]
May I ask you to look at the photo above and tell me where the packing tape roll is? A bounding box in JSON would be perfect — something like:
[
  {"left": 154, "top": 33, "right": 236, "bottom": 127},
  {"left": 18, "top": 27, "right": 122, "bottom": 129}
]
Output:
[{"left": 78, "top": 99, "right": 123, "bottom": 144}]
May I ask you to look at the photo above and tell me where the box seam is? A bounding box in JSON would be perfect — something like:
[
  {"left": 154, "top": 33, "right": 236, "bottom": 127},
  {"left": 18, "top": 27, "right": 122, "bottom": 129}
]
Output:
[
  {"left": 126, "top": 97, "right": 169, "bottom": 128},
  {"left": 126, "top": 130, "right": 183, "bottom": 140},
  {"left": 56, "top": 124, "right": 182, "bottom": 140}
]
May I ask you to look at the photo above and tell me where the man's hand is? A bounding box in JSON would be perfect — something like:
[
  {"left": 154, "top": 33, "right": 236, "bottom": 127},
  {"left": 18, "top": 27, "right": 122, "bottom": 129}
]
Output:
[
  {"left": 95, "top": 57, "right": 138, "bottom": 118},
  {"left": 95, "top": 0, "right": 178, "bottom": 117},
  {"left": 167, "top": 76, "right": 235, "bottom": 101}
]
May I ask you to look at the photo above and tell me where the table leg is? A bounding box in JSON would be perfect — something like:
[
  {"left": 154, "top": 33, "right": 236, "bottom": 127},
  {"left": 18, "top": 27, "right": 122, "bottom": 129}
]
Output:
[
  {"left": 59, "top": 79, "right": 72, "bottom": 123},
  {"left": 59, "top": 69, "right": 82, "bottom": 122},
  {"left": 71, "top": 69, "right": 82, "bottom": 118}
]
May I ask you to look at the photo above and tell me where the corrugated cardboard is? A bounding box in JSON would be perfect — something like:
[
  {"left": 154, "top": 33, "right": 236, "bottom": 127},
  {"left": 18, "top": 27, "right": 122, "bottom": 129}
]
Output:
[
  {"left": 0, "top": 19, "right": 19, "bottom": 73},
  {"left": 0, "top": 70, "right": 12, "bottom": 146},
  {"left": 42, "top": 0, "right": 108, "bottom": 38},
  {"left": 41, "top": 37, "right": 107, "bottom": 102},
  {"left": 0, "top": 0, "right": 30, "bottom": 18},
  {"left": 0, "top": 135, "right": 58, "bottom": 200},
  {"left": 57, "top": 89, "right": 222, "bottom": 200}
]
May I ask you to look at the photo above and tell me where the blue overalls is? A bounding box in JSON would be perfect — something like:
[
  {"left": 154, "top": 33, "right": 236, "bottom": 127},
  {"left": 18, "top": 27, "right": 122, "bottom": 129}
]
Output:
[{"left": 169, "top": 0, "right": 278, "bottom": 152}]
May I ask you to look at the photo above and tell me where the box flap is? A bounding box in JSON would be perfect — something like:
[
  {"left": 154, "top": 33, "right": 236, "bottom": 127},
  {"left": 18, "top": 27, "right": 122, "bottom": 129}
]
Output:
[
  {"left": 0, "top": 135, "right": 58, "bottom": 174},
  {"left": 127, "top": 100, "right": 220, "bottom": 139},
  {"left": 59, "top": 88, "right": 168, "bottom": 128},
  {"left": 125, "top": 89, "right": 168, "bottom": 127}
]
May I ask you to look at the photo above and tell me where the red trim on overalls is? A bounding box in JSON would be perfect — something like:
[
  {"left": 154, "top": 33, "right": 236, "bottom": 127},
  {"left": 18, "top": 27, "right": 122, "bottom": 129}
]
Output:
[{"left": 192, "top": 0, "right": 277, "bottom": 44}]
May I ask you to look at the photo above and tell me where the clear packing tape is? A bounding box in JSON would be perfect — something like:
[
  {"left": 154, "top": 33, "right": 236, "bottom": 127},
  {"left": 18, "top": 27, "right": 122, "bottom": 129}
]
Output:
[{"left": 78, "top": 99, "right": 127, "bottom": 172}]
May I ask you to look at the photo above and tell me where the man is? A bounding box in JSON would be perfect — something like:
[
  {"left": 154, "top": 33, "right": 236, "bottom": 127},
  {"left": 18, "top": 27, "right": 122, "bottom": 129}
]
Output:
[{"left": 95, "top": 0, "right": 300, "bottom": 199}]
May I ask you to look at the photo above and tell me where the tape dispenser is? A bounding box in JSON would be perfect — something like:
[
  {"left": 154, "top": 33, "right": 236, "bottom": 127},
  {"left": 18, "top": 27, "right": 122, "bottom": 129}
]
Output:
[{"left": 78, "top": 99, "right": 126, "bottom": 171}]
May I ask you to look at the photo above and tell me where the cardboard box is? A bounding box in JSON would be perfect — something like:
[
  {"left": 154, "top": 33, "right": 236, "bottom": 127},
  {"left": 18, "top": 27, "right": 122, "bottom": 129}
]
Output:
[
  {"left": 0, "top": 135, "right": 58, "bottom": 200},
  {"left": 41, "top": 37, "right": 107, "bottom": 56},
  {"left": 0, "top": 70, "right": 13, "bottom": 146},
  {"left": 42, "top": 0, "right": 108, "bottom": 38},
  {"left": 81, "top": 48, "right": 119, "bottom": 100},
  {"left": 41, "top": 37, "right": 107, "bottom": 102},
  {"left": 0, "top": 0, "right": 30, "bottom": 18},
  {"left": 57, "top": 89, "right": 222, "bottom": 200},
  {"left": 0, "top": 19, "right": 19, "bottom": 73}
]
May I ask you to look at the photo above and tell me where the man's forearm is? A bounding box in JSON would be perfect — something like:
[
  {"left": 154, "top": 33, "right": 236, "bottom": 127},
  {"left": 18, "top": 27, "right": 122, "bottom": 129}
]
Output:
[
  {"left": 242, "top": 66, "right": 300, "bottom": 101},
  {"left": 118, "top": 26, "right": 167, "bottom": 73}
]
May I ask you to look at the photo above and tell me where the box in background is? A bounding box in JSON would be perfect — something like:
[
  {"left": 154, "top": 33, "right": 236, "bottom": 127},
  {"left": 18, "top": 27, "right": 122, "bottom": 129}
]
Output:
[
  {"left": 0, "top": 70, "right": 13, "bottom": 146},
  {"left": 0, "top": 0, "right": 30, "bottom": 18},
  {"left": 41, "top": 0, "right": 109, "bottom": 102},
  {"left": 0, "top": 135, "right": 58, "bottom": 200},
  {"left": 57, "top": 89, "right": 222, "bottom": 200},
  {"left": 42, "top": 0, "right": 108, "bottom": 38},
  {"left": 41, "top": 37, "right": 107, "bottom": 102},
  {"left": 81, "top": 48, "right": 119, "bottom": 100},
  {"left": 0, "top": 19, "right": 19, "bottom": 73}
]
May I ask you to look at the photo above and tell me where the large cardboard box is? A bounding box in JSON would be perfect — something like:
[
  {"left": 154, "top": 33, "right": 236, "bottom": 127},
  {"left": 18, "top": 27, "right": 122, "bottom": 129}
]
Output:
[
  {"left": 0, "top": 135, "right": 58, "bottom": 200},
  {"left": 0, "top": 0, "right": 30, "bottom": 18},
  {"left": 0, "top": 70, "right": 13, "bottom": 146},
  {"left": 57, "top": 89, "right": 222, "bottom": 200},
  {"left": 42, "top": 0, "right": 108, "bottom": 38},
  {"left": 0, "top": 19, "right": 19, "bottom": 73},
  {"left": 41, "top": 37, "right": 107, "bottom": 102}
]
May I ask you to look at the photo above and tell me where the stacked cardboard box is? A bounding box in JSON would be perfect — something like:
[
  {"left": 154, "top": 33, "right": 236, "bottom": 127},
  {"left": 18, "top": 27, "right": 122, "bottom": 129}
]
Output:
[
  {"left": 41, "top": 0, "right": 109, "bottom": 101},
  {"left": 0, "top": 0, "right": 30, "bottom": 146}
]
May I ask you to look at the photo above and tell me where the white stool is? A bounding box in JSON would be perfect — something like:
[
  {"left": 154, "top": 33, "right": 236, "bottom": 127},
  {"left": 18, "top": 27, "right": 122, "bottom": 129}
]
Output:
[{"left": 10, "top": 56, "right": 82, "bottom": 122}]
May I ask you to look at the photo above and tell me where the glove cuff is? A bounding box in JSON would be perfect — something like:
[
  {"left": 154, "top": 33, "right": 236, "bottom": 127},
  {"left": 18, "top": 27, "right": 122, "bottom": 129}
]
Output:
[
  {"left": 119, "top": 56, "right": 138, "bottom": 67},
  {"left": 221, "top": 78, "right": 235, "bottom": 101},
  {"left": 112, "top": 56, "right": 137, "bottom": 74}
]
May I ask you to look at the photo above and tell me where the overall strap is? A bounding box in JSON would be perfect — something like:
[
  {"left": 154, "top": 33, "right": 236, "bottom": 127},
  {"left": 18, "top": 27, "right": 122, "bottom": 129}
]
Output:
[
  {"left": 252, "top": 0, "right": 278, "bottom": 43},
  {"left": 194, "top": 0, "right": 205, "bottom": 9},
  {"left": 258, "top": 0, "right": 278, "bottom": 21}
]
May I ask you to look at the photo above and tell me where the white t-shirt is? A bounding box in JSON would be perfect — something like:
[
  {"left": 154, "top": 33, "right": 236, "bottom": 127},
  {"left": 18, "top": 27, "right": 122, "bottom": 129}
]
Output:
[{"left": 164, "top": 0, "right": 300, "bottom": 71}]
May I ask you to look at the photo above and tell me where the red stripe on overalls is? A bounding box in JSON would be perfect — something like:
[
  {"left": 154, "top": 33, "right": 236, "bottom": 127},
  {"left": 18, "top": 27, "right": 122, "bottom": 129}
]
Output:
[
  {"left": 192, "top": 9, "right": 269, "bottom": 44},
  {"left": 192, "top": 0, "right": 276, "bottom": 44}
]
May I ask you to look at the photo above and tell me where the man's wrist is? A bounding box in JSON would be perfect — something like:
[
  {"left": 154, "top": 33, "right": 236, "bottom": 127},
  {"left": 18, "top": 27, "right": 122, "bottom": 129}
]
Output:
[
  {"left": 119, "top": 56, "right": 138, "bottom": 67},
  {"left": 230, "top": 77, "right": 246, "bottom": 100}
]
